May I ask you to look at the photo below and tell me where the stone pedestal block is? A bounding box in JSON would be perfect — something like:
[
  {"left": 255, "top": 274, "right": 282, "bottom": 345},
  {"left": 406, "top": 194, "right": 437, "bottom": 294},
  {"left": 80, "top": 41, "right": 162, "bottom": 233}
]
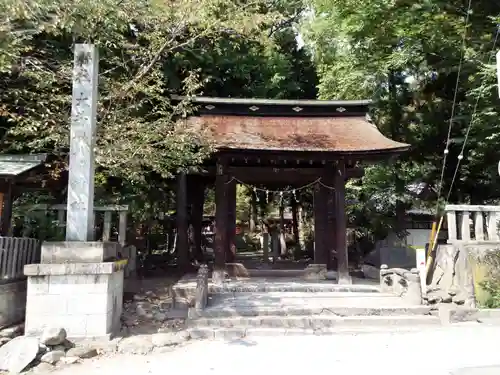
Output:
[
  {"left": 23, "top": 260, "right": 126, "bottom": 339},
  {"left": 303, "top": 264, "right": 327, "bottom": 280},
  {"left": 121, "top": 245, "right": 137, "bottom": 278},
  {"left": 380, "top": 265, "right": 422, "bottom": 305},
  {"left": 225, "top": 263, "right": 249, "bottom": 278},
  {"left": 41, "top": 241, "right": 120, "bottom": 264}
]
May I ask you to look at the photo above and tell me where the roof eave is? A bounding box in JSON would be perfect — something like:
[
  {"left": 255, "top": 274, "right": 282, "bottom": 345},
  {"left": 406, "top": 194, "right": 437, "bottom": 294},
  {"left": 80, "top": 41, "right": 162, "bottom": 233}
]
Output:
[
  {"left": 215, "top": 145, "right": 411, "bottom": 155},
  {"left": 171, "top": 95, "right": 372, "bottom": 107}
]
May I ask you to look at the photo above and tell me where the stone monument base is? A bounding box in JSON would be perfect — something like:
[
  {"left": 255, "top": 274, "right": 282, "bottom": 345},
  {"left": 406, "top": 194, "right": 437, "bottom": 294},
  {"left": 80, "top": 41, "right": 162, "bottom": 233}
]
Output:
[
  {"left": 23, "top": 260, "right": 126, "bottom": 339},
  {"left": 40, "top": 241, "right": 121, "bottom": 263},
  {"left": 303, "top": 264, "right": 327, "bottom": 280}
]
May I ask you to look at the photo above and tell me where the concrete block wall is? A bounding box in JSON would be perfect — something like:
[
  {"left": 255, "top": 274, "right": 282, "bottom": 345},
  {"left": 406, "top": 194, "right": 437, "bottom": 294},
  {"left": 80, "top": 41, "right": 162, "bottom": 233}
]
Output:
[
  {"left": 0, "top": 280, "right": 27, "bottom": 327},
  {"left": 25, "top": 267, "right": 124, "bottom": 338}
]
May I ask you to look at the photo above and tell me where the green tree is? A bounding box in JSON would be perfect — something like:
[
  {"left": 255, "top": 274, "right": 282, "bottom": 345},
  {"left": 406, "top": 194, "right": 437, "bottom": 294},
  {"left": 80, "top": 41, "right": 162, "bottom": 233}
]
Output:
[{"left": 304, "top": 0, "right": 500, "bottom": 236}]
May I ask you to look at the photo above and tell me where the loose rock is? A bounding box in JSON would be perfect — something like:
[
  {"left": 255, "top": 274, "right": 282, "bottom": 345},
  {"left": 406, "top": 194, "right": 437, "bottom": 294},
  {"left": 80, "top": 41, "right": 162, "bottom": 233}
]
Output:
[
  {"left": 59, "top": 356, "right": 79, "bottom": 365},
  {"left": 153, "top": 312, "right": 167, "bottom": 322},
  {"left": 118, "top": 336, "right": 154, "bottom": 355},
  {"left": 0, "top": 336, "right": 40, "bottom": 373},
  {"left": 0, "top": 324, "right": 23, "bottom": 339},
  {"left": 66, "top": 346, "right": 98, "bottom": 359},
  {"left": 34, "top": 362, "right": 55, "bottom": 373},
  {"left": 50, "top": 345, "right": 67, "bottom": 352},
  {"left": 41, "top": 328, "right": 67, "bottom": 346},
  {"left": 151, "top": 331, "right": 190, "bottom": 347},
  {"left": 40, "top": 350, "right": 65, "bottom": 364}
]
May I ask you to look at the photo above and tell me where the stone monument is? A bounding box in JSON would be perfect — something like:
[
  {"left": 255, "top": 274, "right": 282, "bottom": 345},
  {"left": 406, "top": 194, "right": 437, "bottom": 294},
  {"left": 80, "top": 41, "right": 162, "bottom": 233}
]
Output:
[{"left": 24, "top": 44, "right": 126, "bottom": 339}]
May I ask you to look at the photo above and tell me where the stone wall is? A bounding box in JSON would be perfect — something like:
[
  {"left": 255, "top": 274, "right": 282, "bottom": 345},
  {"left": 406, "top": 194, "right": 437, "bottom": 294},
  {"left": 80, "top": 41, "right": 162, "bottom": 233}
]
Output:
[
  {"left": 364, "top": 245, "right": 417, "bottom": 270},
  {"left": 466, "top": 244, "right": 500, "bottom": 306},
  {"left": 425, "top": 243, "right": 500, "bottom": 308},
  {"left": 0, "top": 280, "right": 26, "bottom": 328}
]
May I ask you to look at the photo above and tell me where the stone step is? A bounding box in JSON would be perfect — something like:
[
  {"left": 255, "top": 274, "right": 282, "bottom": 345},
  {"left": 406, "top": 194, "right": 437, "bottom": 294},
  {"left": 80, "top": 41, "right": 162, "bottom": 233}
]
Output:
[
  {"left": 208, "top": 283, "right": 380, "bottom": 294},
  {"left": 228, "top": 291, "right": 399, "bottom": 299},
  {"left": 208, "top": 292, "right": 413, "bottom": 311},
  {"left": 188, "top": 315, "right": 440, "bottom": 330},
  {"left": 189, "top": 305, "right": 433, "bottom": 319},
  {"left": 188, "top": 317, "right": 442, "bottom": 339}
]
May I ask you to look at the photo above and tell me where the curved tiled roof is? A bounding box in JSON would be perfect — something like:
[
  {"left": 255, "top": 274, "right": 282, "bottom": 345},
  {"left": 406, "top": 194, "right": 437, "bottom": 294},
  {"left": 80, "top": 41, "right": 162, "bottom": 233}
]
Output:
[{"left": 185, "top": 115, "right": 409, "bottom": 154}]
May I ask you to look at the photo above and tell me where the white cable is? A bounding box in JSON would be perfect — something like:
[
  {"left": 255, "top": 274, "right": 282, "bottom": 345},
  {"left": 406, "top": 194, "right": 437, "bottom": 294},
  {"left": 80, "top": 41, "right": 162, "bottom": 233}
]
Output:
[
  {"left": 445, "top": 25, "right": 500, "bottom": 202},
  {"left": 434, "top": 0, "right": 473, "bottom": 211}
]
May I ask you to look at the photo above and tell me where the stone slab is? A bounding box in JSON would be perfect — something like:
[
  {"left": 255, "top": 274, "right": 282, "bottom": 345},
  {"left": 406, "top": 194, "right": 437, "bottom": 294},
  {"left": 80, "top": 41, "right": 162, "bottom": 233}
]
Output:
[
  {"left": 188, "top": 305, "right": 433, "bottom": 319},
  {"left": 451, "top": 366, "right": 500, "bottom": 375},
  {"left": 0, "top": 280, "right": 26, "bottom": 328},
  {"left": 445, "top": 308, "right": 500, "bottom": 324},
  {"left": 187, "top": 323, "right": 445, "bottom": 339},
  {"left": 0, "top": 336, "right": 39, "bottom": 373},
  {"left": 24, "top": 260, "right": 127, "bottom": 276},
  {"left": 174, "top": 277, "right": 380, "bottom": 294},
  {"left": 41, "top": 241, "right": 121, "bottom": 263},
  {"left": 188, "top": 315, "right": 441, "bottom": 330}
]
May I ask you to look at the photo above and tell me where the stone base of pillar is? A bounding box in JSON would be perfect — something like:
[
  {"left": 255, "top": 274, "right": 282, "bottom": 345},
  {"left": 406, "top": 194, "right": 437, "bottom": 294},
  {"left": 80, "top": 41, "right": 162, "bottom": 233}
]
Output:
[
  {"left": 337, "top": 273, "right": 353, "bottom": 285},
  {"left": 303, "top": 264, "right": 327, "bottom": 280},
  {"left": 24, "top": 260, "right": 126, "bottom": 339},
  {"left": 23, "top": 241, "right": 126, "bottom": 340},
  {"left": 225, "top": 263, "right": 249, "bottom": 278},
  {"left": 40, "top": 241, "right": 121, "bottom": 263},
  {"left": 212, "top": 269, "right": 226, "bottom": 285}
]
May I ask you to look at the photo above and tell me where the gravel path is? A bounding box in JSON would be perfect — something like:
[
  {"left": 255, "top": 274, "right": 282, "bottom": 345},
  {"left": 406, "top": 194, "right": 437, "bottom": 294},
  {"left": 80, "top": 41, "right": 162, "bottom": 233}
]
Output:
[{"left": 45, "top": 325, "right": 500, "bottom": 375}]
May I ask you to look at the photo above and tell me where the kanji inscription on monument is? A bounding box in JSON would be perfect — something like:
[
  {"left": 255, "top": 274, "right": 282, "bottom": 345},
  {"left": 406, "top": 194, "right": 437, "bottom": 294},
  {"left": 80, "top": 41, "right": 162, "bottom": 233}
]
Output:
[{"left": 66, "top": 44, "right": 98, "bottom": 241}]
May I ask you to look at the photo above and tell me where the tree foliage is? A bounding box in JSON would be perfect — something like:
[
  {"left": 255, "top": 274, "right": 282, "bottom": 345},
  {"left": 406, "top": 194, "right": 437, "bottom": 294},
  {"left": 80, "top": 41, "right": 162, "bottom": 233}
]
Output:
[
  {"left": 304, "top": 0, "right": 500, "bottom": 235},
  {"left": 0, "top": 0, "right": 299, "bottom": 183}
]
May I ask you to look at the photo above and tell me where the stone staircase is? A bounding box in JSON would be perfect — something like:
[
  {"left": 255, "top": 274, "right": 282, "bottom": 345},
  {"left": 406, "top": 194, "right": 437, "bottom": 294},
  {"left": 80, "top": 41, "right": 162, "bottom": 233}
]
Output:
[{"left": 185, "top": 280, "right": 440, "bottom": 339}]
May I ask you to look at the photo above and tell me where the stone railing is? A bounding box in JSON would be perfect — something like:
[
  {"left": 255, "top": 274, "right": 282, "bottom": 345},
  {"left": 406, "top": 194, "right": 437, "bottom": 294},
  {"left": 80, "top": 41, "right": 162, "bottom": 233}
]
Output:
[
  {"left": 380, "top": 265, "right": 422, "bottom": 304},
  {"left": 0, "top": 236, "right": 40, "bottom": 282},
  {"left": 446, "top": 205, "right": 500, "bottom": 243},
  {"left": 22, "top": 204, "right": 129, "bottom": 245}
]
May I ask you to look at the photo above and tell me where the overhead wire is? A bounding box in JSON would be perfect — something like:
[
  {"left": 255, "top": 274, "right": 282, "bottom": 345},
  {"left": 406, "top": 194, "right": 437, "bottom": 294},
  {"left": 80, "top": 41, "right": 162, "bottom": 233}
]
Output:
[
  {"left": 445, "top": 25, "right": 500, "bottom": 203},
  {"left": 434, "top": 0, "right": 473, "bottom": 209},
  {"left": 427, "top": 0, "right": 474, "bottom": 268},
  {"left": 426, "top": 19, "right": 500, "bottom": 284}
]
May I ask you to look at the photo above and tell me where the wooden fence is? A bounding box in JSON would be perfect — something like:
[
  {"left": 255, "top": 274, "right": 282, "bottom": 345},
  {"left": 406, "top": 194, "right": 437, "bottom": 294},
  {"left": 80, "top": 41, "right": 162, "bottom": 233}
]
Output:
[
  {"left": 446, "top": 205, "right": 500, "bottom": 242},
  {"left": 0, "top": 236, "right": 40, "bottom": 281}
]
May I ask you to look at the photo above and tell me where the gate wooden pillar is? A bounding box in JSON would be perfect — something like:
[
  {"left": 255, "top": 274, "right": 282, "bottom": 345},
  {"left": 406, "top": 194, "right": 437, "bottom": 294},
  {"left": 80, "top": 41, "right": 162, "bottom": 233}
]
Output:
[
  {"left": 214, "top": 158, "right": 228, "bottom": 283},
  {"left": 313, "top": 180, "right": 328, "bottom": 265},
  {"left": 176, "top": 172, "right": 189, "bottom": 269},
  {"left": 226, "top": 179, "right": 237, "bottom": 263},
  {"left": 335, "top": 161, "right": 351, "bottom": 284},
  {"left": 324, "top": 170, "right": 337, "bottom": 270},
  {"left": 190, "top": 179, "right": 205, "bottom": 262},
  {"left": 0, "top": 180, "right": 13, "bottom": 236}
]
